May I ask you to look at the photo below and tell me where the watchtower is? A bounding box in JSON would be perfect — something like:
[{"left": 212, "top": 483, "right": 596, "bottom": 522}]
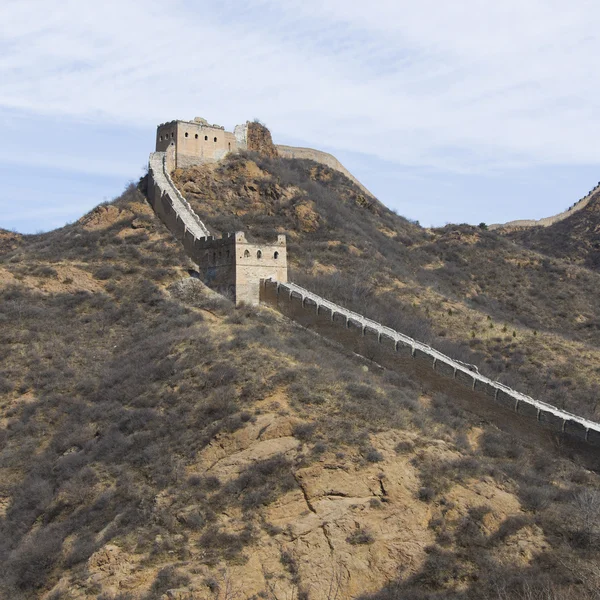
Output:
[
  {"left": 156, "top": 117, "right": 241, "bottom": 169},
  {"left": 192, "top": 232, "right": 287, "bottom": 304}
]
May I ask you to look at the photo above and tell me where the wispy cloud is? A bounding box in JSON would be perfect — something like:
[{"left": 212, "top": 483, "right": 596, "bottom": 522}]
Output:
[
  {"left": 2, "top": 0, "right": 599, "bottom": 171},
  {"left": 1, "top": 0, "right": 599, "bottom": 230}
]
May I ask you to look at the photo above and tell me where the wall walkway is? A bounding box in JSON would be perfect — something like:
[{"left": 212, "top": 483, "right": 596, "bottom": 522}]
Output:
[
  {"left": 147, "top": 146, "right": 600, "bottom": 447},
  {"left": 276, "top": 145, "right": 375, "bottom": 199},
  {"left": 148, "top": 151, "right": 210, "bottom": 240},
  {"left": 260, "top": 279, "right": 600, "bottom": 446},
  {"left": 490, "top": 183, "right": 600, "bottom": 230}
]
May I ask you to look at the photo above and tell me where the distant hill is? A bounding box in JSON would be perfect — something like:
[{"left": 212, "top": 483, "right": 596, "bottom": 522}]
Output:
[{"left": 503, "top": 193, "right": 600, "bottom": 272}]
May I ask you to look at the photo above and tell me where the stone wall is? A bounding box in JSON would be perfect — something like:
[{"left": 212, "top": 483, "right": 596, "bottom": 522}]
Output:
[
  {"left": 156, "top": 116, "right": 376, "bottom": 202},
  {"left": 147, "top": 151, "right": 210, "bottom": 242},
  {"left": 490, "top": 182, "right": 600, "bottom": 230},
  {"left": 148, "top": 150, "right": 287, "bottom": 304},
  {"left": 276, "top": 145, "right": 375, "bottom": 198},
  {"left": 260, "top": 280, "right": 600, "bottom": 446},
  {"left": 235, "top": 233, "right": 287, "bottom": 304},
  {"left": 156, "top": 118, "right": 237, "bottom": 167}
]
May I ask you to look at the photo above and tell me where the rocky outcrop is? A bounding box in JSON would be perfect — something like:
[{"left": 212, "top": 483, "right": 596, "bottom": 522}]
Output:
[{"left": 247, "top": 121, "right": 279, "bottom": 158}]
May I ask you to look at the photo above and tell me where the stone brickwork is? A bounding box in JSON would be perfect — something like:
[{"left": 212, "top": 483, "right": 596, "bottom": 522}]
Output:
[
  {"left": 260, "top": 280, "right": 600, "bottom": 447},
  {"left": 276, "top": 145, "right": 375, "bottom": 198},
  {"left": 155, "top": 116, "right": 374, "bottom": 197},
  {"left": 490, "top": 182, "right": 600, "bottom": 230},
  {"left": 148, "top": 150, "right": 210, "bottom": 239},
  {"left": 148, "top": 115, "right": 600, "bottom": 447},
  {"left": 234, "top": 233, "right": 287, "bottom": 304},
  {"left": 147, "top": 149, "right": 287, "bottom": 304},
  {"left": 156, "top": 117, "right": 238, "bottom": 168}
]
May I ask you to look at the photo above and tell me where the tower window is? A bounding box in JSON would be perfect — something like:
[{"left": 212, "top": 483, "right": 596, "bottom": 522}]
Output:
[
  {"left": 185, "top": 132, "right": 188, "bottom": 137},
  {"left": 244, "top": 250, "right": 250, "bottom": 258},
  {"left": 159, "top": 135, "right": 162, "bottom": 141},
  {"left": 214, "top": 137, "right": 217, "bottom": 142},
  {"left": 274, "top": 251, "right": 279, "bottom": 259},
  {"left": 257, "top": 250, "right": 262, "bottom": 259},
  {"left": 205, "top": 135, "right": 208, "bottom": 141},
  {"left": 195, "top": 133, "right": 198, "bottom": 139},
  {"left": 171, "top": 132, "right": 174, "bottom": 138}
]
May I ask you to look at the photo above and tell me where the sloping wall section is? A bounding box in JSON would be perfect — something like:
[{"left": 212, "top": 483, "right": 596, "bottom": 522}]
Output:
[
  {"left": 260, "top": 279, "right": 600, "bottom": 447},
  {"left": 148, "top": 144, "right": 600, "bottom": 446},
  {"left": 147, "top": 150, "right": 288, "bottom": 304},
  {"left": 490, "top": 183, "right": 600, "bottom": 230},
  {"left": 148, "top": 149, "right": 211, "bottom": 243},
  {"left": 276, "top": 145, "right": 375, "bottom": 199}
]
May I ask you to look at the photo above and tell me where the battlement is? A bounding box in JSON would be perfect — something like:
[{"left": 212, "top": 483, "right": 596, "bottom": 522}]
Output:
[
  {"left": 191, "top": 231, "right": 288, "bottom": 304},
  {"left": 490, "top": 181, "right": 600, "bottom": 230},
  {"left": 147, "top": 148, "right": 287, "bottom": 304}
]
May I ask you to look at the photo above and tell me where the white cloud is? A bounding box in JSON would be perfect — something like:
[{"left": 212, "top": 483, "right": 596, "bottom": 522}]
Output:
[{"left": 1, "top": 0, "right": 599, "bottom": 175}]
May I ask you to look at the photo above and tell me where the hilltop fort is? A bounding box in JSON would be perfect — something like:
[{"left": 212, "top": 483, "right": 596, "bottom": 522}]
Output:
[
  {"left": 156, "top": 116, "right": 374, "bottom": 196},
  {"left": 155, "top": 118, "right": 278, "bottom": 168},
  {"left": 149, "top": 117, "right": 371, "bottom": 305}
]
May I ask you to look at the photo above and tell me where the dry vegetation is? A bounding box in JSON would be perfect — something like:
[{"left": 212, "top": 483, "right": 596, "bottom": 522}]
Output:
[
  {"left": 173, "top": 153, "right": 600, "bottom": 419},
  {"left": 504, "top": 193, "right": 600, "bottom": 272},
  {"left": 1, "top": 171, "right": 600, "bottom": 599}
]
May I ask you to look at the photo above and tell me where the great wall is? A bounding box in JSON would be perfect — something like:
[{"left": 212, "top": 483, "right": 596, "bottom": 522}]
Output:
[
  {"left": 147, "top": 116, "right": 600, "bottom": 447},
  {"left": 490, "top": 181, "right": 600, "bottom": 230}
]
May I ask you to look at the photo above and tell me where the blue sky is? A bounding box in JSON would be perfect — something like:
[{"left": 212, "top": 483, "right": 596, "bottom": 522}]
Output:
[{"left": 1, "top": 0, "right": 599, "bottom": 233}]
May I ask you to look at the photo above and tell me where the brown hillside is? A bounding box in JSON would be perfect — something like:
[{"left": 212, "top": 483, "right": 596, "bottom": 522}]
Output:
[
  {"left": 1, "top": 185, "right": 600, "bottom": 599},
  {"left": 172, "top": 154, "right": 600, "bottom": 420},
  {"left": 504, "top": 195, "right": 600, "bottom": 272}
]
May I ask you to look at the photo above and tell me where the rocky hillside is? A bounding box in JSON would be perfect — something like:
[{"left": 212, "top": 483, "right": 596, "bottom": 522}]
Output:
[
  {"left": 1, "top": 177, "right": 600, "bottom": 599},
  {"left": 172, "top": 154, "right": 600, "bottom": 421},
  {"left": 504, "top": 194, "right": 600, "bottom": 272}
]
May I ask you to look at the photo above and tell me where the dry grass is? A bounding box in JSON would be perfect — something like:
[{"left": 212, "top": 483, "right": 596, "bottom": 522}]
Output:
[{"left": 173, "top": 154, "right": 600, "bottom": 418}]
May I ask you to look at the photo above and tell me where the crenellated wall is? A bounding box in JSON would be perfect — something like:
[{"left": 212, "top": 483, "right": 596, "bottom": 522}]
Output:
[
  {"left": 276, "top": 145, "right": 375, "bottom": 198},
  {"left": 490, "top": 182, "right": 600, "bottom": 230},
  {"left": 147, "top": 149, "right": 287, "bottom": 304},
  {"left": 156, "top": 118, "right": 237, "bottom": 167},
  {"left": 260, "top": 279, "right": 600, "bottom": 447}
]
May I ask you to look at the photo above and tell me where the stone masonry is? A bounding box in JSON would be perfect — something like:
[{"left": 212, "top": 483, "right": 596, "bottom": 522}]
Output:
[
  {"left": 490, "top": 182, "right": 600, "bottom": 230},
  {"left": 148, "top": 114, "right": 600, "bottom": 448},
  {"left": 260, "top": 280, "right": 600, "bottom": 447},
  {"left": 147, "top": 144, "right": 287, "bottom": 305},
  {"left": 155, "top": 116, "right": 374, "bottom": 196}
]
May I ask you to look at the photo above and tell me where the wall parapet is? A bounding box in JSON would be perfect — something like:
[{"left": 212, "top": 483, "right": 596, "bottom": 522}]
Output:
[
  {"left": 276, "top": 145, "right": 375, "bottom": 199},
  {"left": 147, "top": 151, "right": 288, "bottom": 304},
  {"left": 148, "top": 150, "right": 210, "bottom": 240},
  {"left": 490, "top": 182, "right": 600, "bottom": 231},
  {"left": 260, "top": 279, "right": 600, "bottom": 446}
]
